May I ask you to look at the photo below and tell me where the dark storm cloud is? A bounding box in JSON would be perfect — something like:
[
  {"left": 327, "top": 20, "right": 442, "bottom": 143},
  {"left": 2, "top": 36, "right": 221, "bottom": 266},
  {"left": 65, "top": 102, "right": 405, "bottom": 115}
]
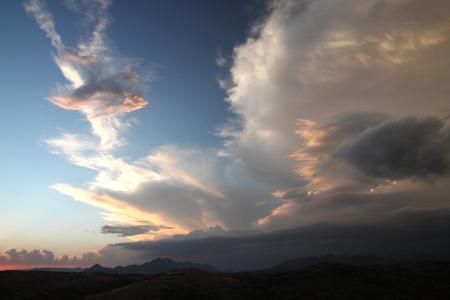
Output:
[
  {"left": 338, "top": 116, "right": 450, "bottom": 179},
  {"left": 313, "top": 112, "right": 390, "bottom": 153},
  {"left": 260, "top": 180, "right": 450, "bottom": 230},
  {"left": 116, "top": 208, "right": 450, "bottom": 271},
  {"left": 101, "top": 224, "right": 172, "bottom": 237}
]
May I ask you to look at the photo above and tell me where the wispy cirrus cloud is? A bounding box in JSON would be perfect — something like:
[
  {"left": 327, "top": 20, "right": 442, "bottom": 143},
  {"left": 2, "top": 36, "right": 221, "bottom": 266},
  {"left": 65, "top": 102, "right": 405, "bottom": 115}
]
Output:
[
  {"left": 25, "top": 0, "right": 147, "bottom": 150},
  {"left": 24, "top": 0, "right": 64, "bottom": 50}
]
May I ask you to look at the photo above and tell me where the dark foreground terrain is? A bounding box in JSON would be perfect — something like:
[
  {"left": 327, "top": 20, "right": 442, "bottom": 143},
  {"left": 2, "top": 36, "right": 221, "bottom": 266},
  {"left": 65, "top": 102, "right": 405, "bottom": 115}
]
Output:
[{"left": 1, "top": 261, "right": 450, "bottom": 299}]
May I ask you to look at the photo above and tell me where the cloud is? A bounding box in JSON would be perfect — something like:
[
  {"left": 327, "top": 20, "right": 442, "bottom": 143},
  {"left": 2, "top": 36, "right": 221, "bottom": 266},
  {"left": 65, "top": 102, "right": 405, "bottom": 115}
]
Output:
[
  {"left": 146, "top": 146, "right": 225, "bottom": 199},
  {"left": 101, "top": 224, "right": 172, "bottom": 237},
  {"left": 48, "top": 53, "right": 148, "bottom": 150},
  {"left": 223, "top": 0, "right": 450, "bottom": 186},
  {"left": 116, "top": 208, "right": 450, "bottom": 271},
  {"left": 24, "top": 0, "right": 64, "bottom": 50},
  {"left": 0, "top": 249, "right": 97, "bottom": 268},
  {"left": 287, "top": 114, "right": 450, "bottom": 192},
  {"left": 0, "top": 244, "right": 143, "bottom": 269},
  {"left": 337, "top": 116, "right": 450, "bottom": 179},
  {"left": 220, "top": 0, "right": 450, "bottom": 231},
  {"left": 25, "top": 0, "right": 148, "bottom": 150},
  {"left": 290, "top": 112, "right": 391, "bottom": 192},
  {"left": 51, "top": 183, "right": 188, "bottom": 237},
  {"left": 256, "top": 177, "right": 450, "bottom": 231},
  {"left": 215, "top": 49, "right": 228, "bottom": 67}
]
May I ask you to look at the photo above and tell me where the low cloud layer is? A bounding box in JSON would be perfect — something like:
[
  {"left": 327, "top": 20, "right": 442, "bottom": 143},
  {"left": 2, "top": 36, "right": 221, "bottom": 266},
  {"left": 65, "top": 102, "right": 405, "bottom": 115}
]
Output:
[
  {"left": 0, "top": 249, "right": 98, "bottom": 268},
  {"left": 101, "top": 224, "right": 172, "bottom": 237},
  {"left": 116, "top": 208, "right": 450, "bottom": 271},
  {"left": 0, "top": 245, "right": 144, "bottom": 269}
]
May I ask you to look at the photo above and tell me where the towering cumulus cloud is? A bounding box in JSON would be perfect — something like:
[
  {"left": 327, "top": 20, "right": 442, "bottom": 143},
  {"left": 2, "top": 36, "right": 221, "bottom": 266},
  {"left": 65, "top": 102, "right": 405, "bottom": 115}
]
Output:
[
  {"left": 23, "top": 0, "right": 450, "bottom": 268},
  {"left": 221, "top": 0, "right": 450, "bottom": 230}
]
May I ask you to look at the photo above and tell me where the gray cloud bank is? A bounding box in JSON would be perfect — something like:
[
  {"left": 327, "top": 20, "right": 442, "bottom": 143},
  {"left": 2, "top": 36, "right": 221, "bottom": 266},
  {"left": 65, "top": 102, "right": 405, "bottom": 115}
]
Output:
[
  {"left": 0, "top": 249, "right": 98, "bottom": 267},
  {"left": 0, "top": 245, "right": 143, "bottom": 268},
  {"left": 116, "top": 208, "right": 450, "bottom": 271},
  {"left": 101, "top": 224, "right": 172, "bottom": 237}
]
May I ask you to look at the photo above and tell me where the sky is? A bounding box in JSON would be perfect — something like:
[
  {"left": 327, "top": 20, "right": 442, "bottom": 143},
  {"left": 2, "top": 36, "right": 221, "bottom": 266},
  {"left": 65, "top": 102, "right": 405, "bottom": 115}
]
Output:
[{"left": 1, "top": 0, "right": 450, "bottom": 271}]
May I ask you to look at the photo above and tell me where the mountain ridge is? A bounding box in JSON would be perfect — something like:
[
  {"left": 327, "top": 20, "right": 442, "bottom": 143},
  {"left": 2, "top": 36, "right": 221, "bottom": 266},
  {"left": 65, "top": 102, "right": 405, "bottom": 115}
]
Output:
[{"left": 85, "top": 258, "right": 218, "bottom": 275}]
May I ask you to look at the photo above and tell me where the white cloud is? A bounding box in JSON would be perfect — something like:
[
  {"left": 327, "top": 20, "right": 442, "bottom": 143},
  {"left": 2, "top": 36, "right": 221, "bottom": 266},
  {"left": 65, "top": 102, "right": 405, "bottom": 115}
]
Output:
[
  {"left": 223, "top": 0, "right": 450, "bottom": 228},
  {"left": 24, "top": 0, "right": 64, "bottom": 50}
]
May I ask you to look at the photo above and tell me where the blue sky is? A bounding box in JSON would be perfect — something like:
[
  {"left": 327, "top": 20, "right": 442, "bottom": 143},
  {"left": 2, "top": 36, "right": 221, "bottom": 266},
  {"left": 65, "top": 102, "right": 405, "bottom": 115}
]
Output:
[{"left": 1, "top": 0, "right": 450, "bottom": 270}]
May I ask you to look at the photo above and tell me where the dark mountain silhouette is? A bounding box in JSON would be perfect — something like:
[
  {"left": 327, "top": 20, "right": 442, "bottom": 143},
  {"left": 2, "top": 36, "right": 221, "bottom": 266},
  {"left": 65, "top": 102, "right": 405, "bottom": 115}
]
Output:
[
  {"left": 84, "top": 269, "right": 259, "bottom": 300},
  {"left": 83, "top": 262, "right": 450, "bottom": 300},
  {"left": 271, "top": 254, "right": 450, "bottom": 271},
  {"left": 30, "top": 267, "right": 84, "bottom": 272},
  {"left": 86, "top": 258, "right": 218, "bottom": 275},
  {"left": 87, "top": 264, "right": 112, "bottom": 273},
  {"left": 2, "top": 260, "right": 450, "bottom": 299},
  {"left": 0, "top": 270, "right": 146, "bottom": 300},
  {"left": 270, "top": 254, "right": 397, "bottom": 271}
]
